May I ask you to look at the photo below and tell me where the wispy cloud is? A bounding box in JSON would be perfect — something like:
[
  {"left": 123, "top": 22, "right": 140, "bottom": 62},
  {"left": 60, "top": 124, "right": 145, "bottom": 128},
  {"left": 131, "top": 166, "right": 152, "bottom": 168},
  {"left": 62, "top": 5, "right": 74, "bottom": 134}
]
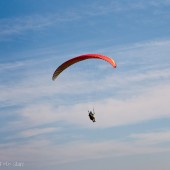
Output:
[
  {"left": 131, "top": 130, "right": 170, "bottom": 145},
  {"left": 1, "top": 1, "right": 170, "bottom": 169},
  {"left": 0, "top": 0, "right": 170, "bottom": 39},
  {"left": 0, "top": 60, "right": 33, "bottom": 72},
  {"left": 0, "top": 39, "right": 169, "bottom": 130},
  {"left": 54, "top": 83, "right": 170, "bottom": 127},
  {"left": 3, "top": 69, "right": 169, "bottom": 131},
  {"left": 0, "top": 39, "right": 169, "bottom": 169},
  {"left": 0, "top": 13, "right": 80, "bottom": 38},
  {"left": 19, "top": 127, "right": 60, "bottom": 138},
  {"left": 0, "top": 134, "right": 170, "bottom": 166}
]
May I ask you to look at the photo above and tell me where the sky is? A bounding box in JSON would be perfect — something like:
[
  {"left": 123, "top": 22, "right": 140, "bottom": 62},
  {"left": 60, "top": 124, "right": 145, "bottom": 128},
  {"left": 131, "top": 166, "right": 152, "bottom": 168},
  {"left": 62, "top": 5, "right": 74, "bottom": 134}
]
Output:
[{"left": 0, "top": 0, "right": 170, "bottom": 170}]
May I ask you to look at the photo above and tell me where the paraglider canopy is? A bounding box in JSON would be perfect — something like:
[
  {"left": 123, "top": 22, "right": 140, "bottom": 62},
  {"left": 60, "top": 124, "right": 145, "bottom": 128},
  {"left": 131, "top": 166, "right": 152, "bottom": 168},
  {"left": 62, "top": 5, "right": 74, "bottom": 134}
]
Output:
[{"left": 52, "top": 54, "right": 116, "bottom": 80}]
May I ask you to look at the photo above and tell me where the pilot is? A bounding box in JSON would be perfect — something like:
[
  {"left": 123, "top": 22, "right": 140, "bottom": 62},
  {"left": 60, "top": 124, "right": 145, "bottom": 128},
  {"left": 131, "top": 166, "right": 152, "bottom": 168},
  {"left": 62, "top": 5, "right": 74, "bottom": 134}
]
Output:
[{"left": 88, "top": 111, "right": 96, "bottom": 122}]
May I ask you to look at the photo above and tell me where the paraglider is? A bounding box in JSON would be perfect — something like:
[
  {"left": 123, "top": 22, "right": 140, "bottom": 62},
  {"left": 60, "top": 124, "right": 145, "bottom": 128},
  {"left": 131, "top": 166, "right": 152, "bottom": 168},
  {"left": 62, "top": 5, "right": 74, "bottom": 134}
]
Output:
[
  {"left": 52, "top": 54, "right": 117, "bottom": 123},
  {"left": 88, "top": 108, "right": 96, "bottom": 122},
  {"left": 52, "top": 54, "right": 116, "bottom": 80}
]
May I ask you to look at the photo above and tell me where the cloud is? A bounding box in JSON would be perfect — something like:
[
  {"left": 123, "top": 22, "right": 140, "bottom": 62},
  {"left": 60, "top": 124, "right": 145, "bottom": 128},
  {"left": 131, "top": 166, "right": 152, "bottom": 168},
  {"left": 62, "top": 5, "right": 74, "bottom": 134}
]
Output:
[
  {"left": 0, "top": 39, "right": 169, "bottom": 169},
  {"left": 19, "top": 127, "right": 59, "bottom": 138},
  {"left": 0, "top": 61, "right": 29, "bottom": 72},
  {"left": 0, "top": 13, "right": 80, "bottom": 38},
  {"left": 0, "top": 39, "right": 170, "bottom": 131},
  {"left": 1, "top": 0, "right": 170, "bottom": 39},
  {"left": 0, "top": 134, "right": 170, "bottom": 167},
  {"left": 55, "top": 83, "right": 170, "bottom": 128},
  {"left": 6, "top": 82, "right": 169, "bottom": 131},
  {"left": 130, "top": 130, "right": 170, "bottom": 145}
]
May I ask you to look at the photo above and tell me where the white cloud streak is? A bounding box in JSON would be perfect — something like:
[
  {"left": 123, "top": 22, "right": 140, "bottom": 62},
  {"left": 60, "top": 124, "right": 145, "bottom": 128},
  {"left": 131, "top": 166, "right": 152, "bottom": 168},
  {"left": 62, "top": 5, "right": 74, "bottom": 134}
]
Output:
[
  {"left": 53, "top": 83, "right": 170, "bottom": 128},
  {"left": 131, "top": 130, "right": 170, "bottom": 145},
  {"left": 0, "top": 0, "right": 169, "bottom": 38},
  {"left": 0, "top": 39, "right": 169, "bottom": 169},
  {"left": 0, "top": 13, "right": 80, "bottom": 37},
  {"left": 19, "top": 127, "right": 59, "bottom": 138},
  {"left": 6, "top": 82, "right": 169, "bottom": 131},
  {"left": 0, "top": 39, "right": 169, "bottom": 130},
  {"left": 0, "top": 132, "right": 170, "bottom": 167}
]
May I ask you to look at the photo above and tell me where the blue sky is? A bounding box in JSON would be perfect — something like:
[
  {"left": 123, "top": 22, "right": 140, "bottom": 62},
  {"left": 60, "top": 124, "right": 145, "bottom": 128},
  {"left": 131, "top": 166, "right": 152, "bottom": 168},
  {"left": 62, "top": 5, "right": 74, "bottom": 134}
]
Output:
[{"left": 0, "top": 0, "right": 170, "bottom": 170}]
